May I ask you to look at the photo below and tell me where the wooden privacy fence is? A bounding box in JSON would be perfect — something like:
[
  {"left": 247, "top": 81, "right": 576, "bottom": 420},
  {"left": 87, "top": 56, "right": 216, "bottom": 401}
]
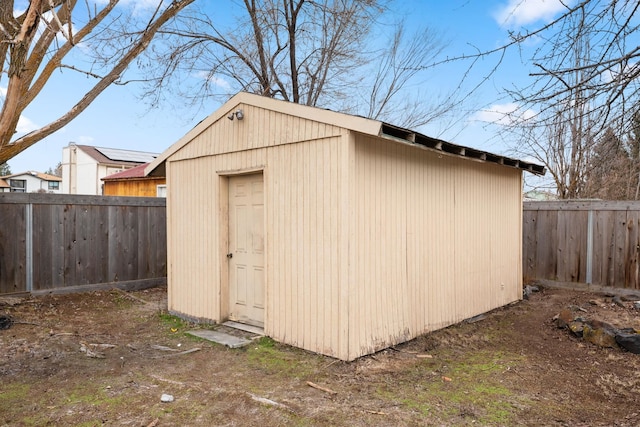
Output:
[
  {"left": 523, "top": 200, "right": 640, "bottom": 289},
  {"left": 0, "top": 193, "right": 166, "bottom": 295}
]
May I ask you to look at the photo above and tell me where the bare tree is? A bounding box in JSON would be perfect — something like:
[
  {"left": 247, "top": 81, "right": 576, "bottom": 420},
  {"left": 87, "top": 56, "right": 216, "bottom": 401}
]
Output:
[
  {"left": 365, "top": 25, "right": 456, "bottom": 129},
  {"left": 434, "top": 1, "right": 640, "bottom": 198},
  {"left": 142, "top": 0, "right": 454, "bottom": 128},
  {"left": 0, "top": 0, "right": 194, "bottom": 164},
  {"left": 0, "top": 162, "right": 10, "bottom": 176},
  {"left": 511, "top": 14, "right": 597, "bottom": 199}
]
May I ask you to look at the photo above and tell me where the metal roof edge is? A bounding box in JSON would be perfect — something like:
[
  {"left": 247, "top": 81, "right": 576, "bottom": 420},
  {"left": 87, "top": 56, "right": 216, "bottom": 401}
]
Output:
[
  {"left": 379, "top": 123, "right": 546, "bottom": 176},
  {"left": 145, "top": 92, "right": 545, "bottom": 177}
]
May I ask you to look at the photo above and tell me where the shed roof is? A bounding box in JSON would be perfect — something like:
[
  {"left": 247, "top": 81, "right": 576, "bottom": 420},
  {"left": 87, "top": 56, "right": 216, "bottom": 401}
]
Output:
[{"left": 146, "top": 92, "right": 545, "bottom": 177}]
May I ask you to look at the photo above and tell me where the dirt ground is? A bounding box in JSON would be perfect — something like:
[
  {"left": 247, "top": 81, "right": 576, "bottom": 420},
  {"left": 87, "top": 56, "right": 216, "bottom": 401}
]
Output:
[{"left": 1, "top": 284, "right": 640, "bottom": 427}]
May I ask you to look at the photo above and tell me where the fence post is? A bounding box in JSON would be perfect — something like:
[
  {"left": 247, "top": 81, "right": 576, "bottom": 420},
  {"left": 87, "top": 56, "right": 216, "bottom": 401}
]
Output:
[
  {"left": 25, "top": 202, "right": 33, "bottom": 292},
  {"left": 586, "top": 208, "right": 593, "bottom": 285}
]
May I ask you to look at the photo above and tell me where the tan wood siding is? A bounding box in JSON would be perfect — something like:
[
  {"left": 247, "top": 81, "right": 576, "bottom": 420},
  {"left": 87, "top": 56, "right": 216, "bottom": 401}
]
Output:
[
  {"left": 103, "top": 178, "right": 165, "bottom": 197},
  {"left": 168, "top": 138, "right": 350, "bottom": 358},
  {"left": 348, "top": 136, "right": 522, "bottom": 359},
  {"left": 170, "top": 103, "right": 344, "bottom": 161},
  {"left": 167, "top": 150, "right": 267, "bottom": 321},
  {"left": 266, "top": 136, "right": 347, "bottom": 359}
]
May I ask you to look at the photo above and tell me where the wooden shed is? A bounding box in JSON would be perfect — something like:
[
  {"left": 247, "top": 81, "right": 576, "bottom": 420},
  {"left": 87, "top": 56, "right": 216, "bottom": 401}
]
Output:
[
  {"left": 146, "top": 92, "right": 545, "bottom": 361},
  {"left": 102, "top": 163, "right": 166, "bottom": 197}
]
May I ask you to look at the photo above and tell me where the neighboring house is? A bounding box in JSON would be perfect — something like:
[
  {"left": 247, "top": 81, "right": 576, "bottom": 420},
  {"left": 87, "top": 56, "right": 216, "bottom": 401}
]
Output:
[
  {"left": 0, "top": 171, "right": 62, "bottom": 193},
  {"left": 62, "top": 144, "right": 158, "bottom": 195},
  {"left": 101, "top": 163, "right": 166, "bottom": 197},
  {"left": 146, "top": 92, "right": 546, "bottom": 361}
]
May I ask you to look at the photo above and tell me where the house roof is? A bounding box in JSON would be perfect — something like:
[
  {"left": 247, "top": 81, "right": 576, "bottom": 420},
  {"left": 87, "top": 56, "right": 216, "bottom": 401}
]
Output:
[
  {"left": 1, "top": 171, "right": 62, "bottom": 181},
  {"left": 101, "top": 163, "right": 158, "bottom": 181},
  {"left": 146, "top": 92, "right": 546, "bottom": 177},
  {"left": 73, "top": 145, "right": 158, "bottom": 167}
]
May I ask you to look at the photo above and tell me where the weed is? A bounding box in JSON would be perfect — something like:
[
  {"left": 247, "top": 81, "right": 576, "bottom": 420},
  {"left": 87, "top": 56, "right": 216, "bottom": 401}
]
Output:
[
  {"left": 75, "top": 421, "right": 104, "bottom": 427},
  {"left": 0, "top": 383, "right": 30, "bottom": 402},
  {"left": 247, "top": 337, "right": 320, "bottom": 379},
  {"left": 157, "top": 312, "right": 197, "bottom": 338},
  {"left": 109, "top": 290, "right": 134, "bottom": 309},
  {"left": 0, "top": 384, "right": 45, "bottom": 426},
  {"left": 373, "top": 350, "right": 525, "bottom": 425}
]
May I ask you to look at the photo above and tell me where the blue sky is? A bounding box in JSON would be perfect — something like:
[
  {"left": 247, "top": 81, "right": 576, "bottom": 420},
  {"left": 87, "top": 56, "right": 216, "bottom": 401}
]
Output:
[{"left": 6, "top": 0, "right": 570, "bottom": 174}]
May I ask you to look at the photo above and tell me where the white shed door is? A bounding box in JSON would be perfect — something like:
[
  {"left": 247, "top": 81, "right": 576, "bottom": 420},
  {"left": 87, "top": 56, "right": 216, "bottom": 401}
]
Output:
[{"left": 228, "top": 174, "right": 265, "bottom": 327}]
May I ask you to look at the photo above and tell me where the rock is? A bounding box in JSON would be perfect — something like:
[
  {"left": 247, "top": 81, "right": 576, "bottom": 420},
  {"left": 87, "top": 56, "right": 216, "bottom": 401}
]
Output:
[
  {"left": 0, "top": 315, "right": 12, "bottom": 330},
  {"left": 616, "top": 332, "right": 640, "bottom": 354},
  {"left": 0, "top": 298, "right": 23, "bottom": 307},
  {"left": 556, "top": 309, "right": 574, "bottom": 329},
  {"left": 633, "top": 302, "right": 640, "bottom": 310},
  {"left": 523, "top": 285, "right": 539, "bottom": 300},
  {"left": 465, "top": 314, "right": 486, "bottom": 324},
  {"left": 160, "top": 394, "right": 174, "bottom": 403},
  {"left": 582, "top": 323, "right": 618, "bottom": 348},
  {"left": 612, "top": 296, "right": 626, "bottom": 308},
  {"left": 568, "top": 321, "right": 584, "bottom": 337}
]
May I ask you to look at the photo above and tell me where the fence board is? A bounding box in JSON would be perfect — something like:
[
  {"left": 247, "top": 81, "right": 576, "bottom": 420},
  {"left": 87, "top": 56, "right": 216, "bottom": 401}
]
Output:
[
  {"left": 0, "top": 193, "right": 166, "bottom": 295},
  {"left": 0, "top": 204, "right": 26, "bottom": 293},
  {"left": 524, "top": 200, "right": 640, "bottom": 289},
  {"left": 614, "top": 212, "right": 627, "bottom": 287},
  {"left": 523, "top": 212, "right": 537, "bottom": 280},
  {"left": 534, "top": 210, "right": 558, "bottom": 280},
  {"left": 625, "top": 212, "right": 640, "bottom": 288}
]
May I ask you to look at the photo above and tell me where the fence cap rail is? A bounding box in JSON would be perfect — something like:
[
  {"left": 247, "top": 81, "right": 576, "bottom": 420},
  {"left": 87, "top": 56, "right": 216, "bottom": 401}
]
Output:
[
  {"left": 0, "top": 193, "right": 166, "bottom": 207},
  {"left": 524, "top": 200, "right": 640, "bottom": 211}
]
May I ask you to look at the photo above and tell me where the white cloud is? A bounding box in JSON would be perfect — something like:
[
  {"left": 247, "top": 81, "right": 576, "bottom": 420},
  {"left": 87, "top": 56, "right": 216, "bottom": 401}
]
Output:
[
  {"left": 0, "top": 86, "right": 39, "bottom": 134},
  {"left": 493, "top": 0, "right": 573, "bottom": 27},
  {"left": 118, "top": 0, "right": 170, "bottom": 16},
  {"left": 196, "top": 72, "right": 232, "bottom": 90},
  {"left": 16, "top": 116, "right": 38, "bottom": 134},
  {"left": 601, "top": 61, "right": 640, "bottom": 84},
  {"left": 471, "top": 102, "right": 536, "bottom": 125}
]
